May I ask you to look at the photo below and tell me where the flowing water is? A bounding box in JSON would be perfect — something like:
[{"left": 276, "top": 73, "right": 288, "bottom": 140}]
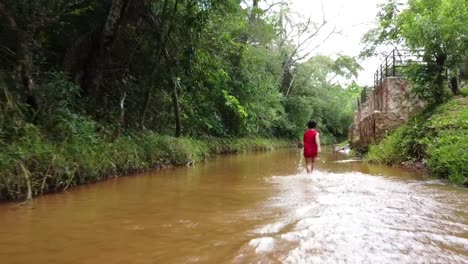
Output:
[{"left": 0, "top": 148, "right": 467, "bottom": 264}]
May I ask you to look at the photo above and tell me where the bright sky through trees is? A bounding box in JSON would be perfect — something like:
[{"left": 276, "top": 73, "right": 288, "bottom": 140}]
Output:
[{"left": 290, "top": 0, "right": 388, "bottom": 86}]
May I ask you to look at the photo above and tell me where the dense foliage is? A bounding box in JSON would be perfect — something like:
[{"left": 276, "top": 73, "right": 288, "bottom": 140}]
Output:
[
  {"left": 0, "top": 0, "right": 358, "bottom": 141},
  {"left": 0, "top": 1, "right": 360, "bottom": 199}
]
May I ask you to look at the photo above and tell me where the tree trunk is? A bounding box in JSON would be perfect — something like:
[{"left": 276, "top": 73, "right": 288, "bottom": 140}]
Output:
[
  {"left": 0, "top": 3, "right": 39, "bottom": 110},
  {"left": 171, "top": 81, "right": 181, "bottom": 138},
  {"left": 250, "top": 0, "right": 259, "bottom": 24},
  {"left": 16, "top": 32, "right": 39, "bottom": 110},
  {"left": 450, "top": 76, "right": 459, "bottom": 95},
  {"left": 232, "top": 0, "right": 259, "bottom": 85},
  {"left": 85, "top": 0, "right": 132, "bottom": 114},
  {"left": 231, "top": 0, "right": 260, "bottom": 90},
  {"left": 280, "top": 55, "right": 294, "bottom": 95},
  {"left": 140, "top": 89, "right": 152, "bottom": 129},
  {"left": 113, "top": 92, "right": 127, "bottom": 140},
  {"left": 434, "top": 54, "right": 447, "bottom": 104},
  {"left": 139, "top": 0, "right": 172, "bottom": 127}
]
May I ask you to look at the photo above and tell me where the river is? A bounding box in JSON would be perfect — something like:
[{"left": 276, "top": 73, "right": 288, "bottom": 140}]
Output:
[{"left": 0, "top": 148, "right": 467, "bottom": 263}]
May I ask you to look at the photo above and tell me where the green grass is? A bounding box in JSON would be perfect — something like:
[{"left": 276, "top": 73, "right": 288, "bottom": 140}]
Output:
[
  {"left": 367, "top": 97, "right": 468, "bottom": 185},
  {"left": 366, "top": 127, "right": 409, "bottom": 164},
  {"left": 0, "top": 130, "right": 293, "bottom": 201}
]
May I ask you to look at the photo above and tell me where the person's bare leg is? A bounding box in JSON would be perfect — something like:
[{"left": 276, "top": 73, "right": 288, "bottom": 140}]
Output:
[{"left": 305, "top": 158, "right": 313, "bottom": 173}]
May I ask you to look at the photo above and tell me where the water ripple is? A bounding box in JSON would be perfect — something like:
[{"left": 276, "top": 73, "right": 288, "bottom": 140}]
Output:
[{"left": 236, "top": 171, "right": 468, "bottom": 263}]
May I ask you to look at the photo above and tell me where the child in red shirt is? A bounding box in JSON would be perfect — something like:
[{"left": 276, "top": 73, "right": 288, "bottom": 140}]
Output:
[{"left": 303, "top": 120, "right": 321, "bottom": 173}]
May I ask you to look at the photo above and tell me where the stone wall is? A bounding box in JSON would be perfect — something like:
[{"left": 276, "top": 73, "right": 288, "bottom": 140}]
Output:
[
  {"left": 358, "top": 112, "right": 407, "bottom": 146},
  {"left": 350, "top": 77, "right": 425, "bottom": 147}
]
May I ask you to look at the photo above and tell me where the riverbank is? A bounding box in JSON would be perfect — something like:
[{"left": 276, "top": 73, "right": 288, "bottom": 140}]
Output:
[
  {"left": 366, "top": 96, "right": 468, "bottom": 185},
  {"left": 0, "top": 132, "right": 293, "bottom": 201}
]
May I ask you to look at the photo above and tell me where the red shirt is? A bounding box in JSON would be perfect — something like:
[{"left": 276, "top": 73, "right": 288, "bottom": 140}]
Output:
[{"left": 303, "top": 129, "right": 318, "bottom": 158}]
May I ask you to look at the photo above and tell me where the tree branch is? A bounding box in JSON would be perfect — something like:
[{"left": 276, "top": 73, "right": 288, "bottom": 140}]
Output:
[
  {"left": 0, "top": 44, "right": 16, "bottom": 56},
  {"left": 263, "top": 1, "right": 287, "bottom": 13}
]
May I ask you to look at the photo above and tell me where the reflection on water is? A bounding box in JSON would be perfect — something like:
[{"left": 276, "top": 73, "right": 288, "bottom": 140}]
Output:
[{"left": 0, "top": 148, "right": 467, "bottom": 264}]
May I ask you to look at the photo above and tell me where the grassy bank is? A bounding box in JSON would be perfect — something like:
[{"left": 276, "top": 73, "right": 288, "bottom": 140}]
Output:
[
  {"left": 0, "top": 130, "right": 293, "bottom": 201},
  {"left": 367, "top": 96, "right": 468, "bottom": 185}
]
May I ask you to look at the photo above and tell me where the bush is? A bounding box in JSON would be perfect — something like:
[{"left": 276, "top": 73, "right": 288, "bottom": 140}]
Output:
[
  {"left": 424, "top": 98, "right": 468, "bottom": 184},
  {"left": 367, "top": 126, "right": 409, "bottom": 164},
  {"left": 426, "top": 131, "right": 467, "bottom": 185},
  {"left": 460, "top": 86, "right": 468, "bottom": 97}
]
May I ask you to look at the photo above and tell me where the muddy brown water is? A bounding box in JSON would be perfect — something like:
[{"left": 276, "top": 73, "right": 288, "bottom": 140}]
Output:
[{"left": 0, "top": 148, "right": 467, "bottom": 264}]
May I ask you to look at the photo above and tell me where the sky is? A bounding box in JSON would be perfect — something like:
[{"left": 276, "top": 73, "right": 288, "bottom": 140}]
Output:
[{"left": 288, "top": 0, "right": 387, "bottom": 86}]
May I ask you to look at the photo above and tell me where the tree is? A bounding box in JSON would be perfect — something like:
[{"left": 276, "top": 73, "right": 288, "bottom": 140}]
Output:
[
  {"left": 361, "top": 0, "right": 468, "bottom": 103},
  {"left": 0, "top": 0, "right": 89, "bottom": 111},
  {"left": 283, "top": 54, "right": 361, "bottom": 140},
  {"left": 0, "top": 0, "right": 358, "bottom": 143}
]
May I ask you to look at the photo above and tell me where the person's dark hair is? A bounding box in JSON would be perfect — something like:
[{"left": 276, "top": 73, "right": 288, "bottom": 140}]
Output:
[{"left": 307, "top": 120, "right": 317, "bottom": 129}]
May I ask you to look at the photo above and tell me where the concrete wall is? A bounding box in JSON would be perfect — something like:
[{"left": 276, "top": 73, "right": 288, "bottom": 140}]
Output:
[{"left": 350, "top": 77, "right": 425, "bottom": 147}]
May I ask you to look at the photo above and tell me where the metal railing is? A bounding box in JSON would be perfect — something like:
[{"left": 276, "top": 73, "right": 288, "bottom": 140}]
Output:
[
  {"left": 357, "top": 49, "right": 424, "bottom": 107},
  {"left": 373, "top": 49, "right": 423, "bottom": 90}
]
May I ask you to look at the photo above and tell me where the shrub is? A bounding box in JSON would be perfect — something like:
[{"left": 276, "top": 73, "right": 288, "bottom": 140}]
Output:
[
  {"left": 426, "top": 131, "right": 467, "bottom": 185},
  {"left": 367, "top": 126, "right": 409, "bottom": 164},
  {"left": 460, "top": 86, "right": 468, "bottom": 97}
]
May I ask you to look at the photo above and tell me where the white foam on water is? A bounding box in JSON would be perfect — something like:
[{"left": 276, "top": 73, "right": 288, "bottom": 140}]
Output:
[
  {"left": 248, "top": 237, "right": 275, "bottom": 253},
  {"left": 332, "top": 159, "right": 361, "bottom": 163},
  {"left": 237, "top": 170, "right": 468, "bottom": 263}
]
